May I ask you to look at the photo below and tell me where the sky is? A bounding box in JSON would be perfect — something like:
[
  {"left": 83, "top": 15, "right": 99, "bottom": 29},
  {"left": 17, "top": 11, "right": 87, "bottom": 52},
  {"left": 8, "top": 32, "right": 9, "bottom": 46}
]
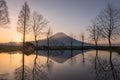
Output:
[{"left": 0, "top": 0, "right": 120, "bottom": 43}]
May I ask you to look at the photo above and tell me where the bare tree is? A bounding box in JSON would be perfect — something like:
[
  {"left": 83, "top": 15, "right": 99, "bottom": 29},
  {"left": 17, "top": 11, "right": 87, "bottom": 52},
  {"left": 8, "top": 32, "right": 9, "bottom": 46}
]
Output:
[
  {"left": 69, "top": 33, "right": 75, "bottom": 50},
  {"left": 46, "top": 27, "right": 52, "bottom": 48},
  {"left": 17, "top": 2, "right": 30, "bottom": 80},
  {"left": 17, "top": 2, "right": 30, "bottom": 47},
  {"left": 46, "top": 27, "right": 52, "bottom": 63},
  {"left": 0, "top": 0, "right": 10, "bottom": 28},
  {"left": 80, "top": 33, "right": 85, "bottom": 50},
  {"left": 79, "top": 33, "right": 85, "bottom": 62},
  {"left": 97, "top": 4, "right": 120, "bottom": 48},
  {"left": 88, "top": 22, "right": 102, "bottom": 48},
  {"left": 31, "top": 11, "right": 48, "bottom": 47}
]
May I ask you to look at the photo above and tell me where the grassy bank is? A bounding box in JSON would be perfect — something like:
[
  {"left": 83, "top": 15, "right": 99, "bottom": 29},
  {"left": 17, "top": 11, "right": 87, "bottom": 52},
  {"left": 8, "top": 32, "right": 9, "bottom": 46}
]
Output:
[{"left": 0, "top": 45, "right": 120, "bottom": 53}]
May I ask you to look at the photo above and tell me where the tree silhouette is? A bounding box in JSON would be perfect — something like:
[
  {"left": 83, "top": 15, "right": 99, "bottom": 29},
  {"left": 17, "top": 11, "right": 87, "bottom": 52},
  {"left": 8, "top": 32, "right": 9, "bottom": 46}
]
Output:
[
  {"left": 69, "top": 33, "right": 75, "bottom": 50},
  {"left": 88, "top": 22, "right": 102, "bottom": 48},
  {"left": 17, "top": 2, "right": 30, "bottom": 47},
  {"left": 46, "top": 27, "right": 52, "bottom": 64},
  {"left": 31, "top": 11, "right": 48, "bottom": 47},
  {"left": 81, "top": 33, "right": 85, "bottom": 62},
  {"left": 46, "top": 27, "right": 52, "bottom": 49},
  {"left": 96, "top": 4, "right": 120, "bottom": 48},
  {"left": 17, "top": 2, "right": 30, "bottom": 80},
  {"left": 0, "top": 0, "right": 10, "bottom": 28},
  {"left": 80, "top": 33, "right": 84, "bottom": 50}
]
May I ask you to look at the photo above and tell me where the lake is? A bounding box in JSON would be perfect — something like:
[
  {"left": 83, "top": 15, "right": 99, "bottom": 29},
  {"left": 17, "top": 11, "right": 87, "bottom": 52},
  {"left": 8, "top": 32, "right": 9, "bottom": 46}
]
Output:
[{"left": 0, "top": 50, "right": 120, "bottom": 80}]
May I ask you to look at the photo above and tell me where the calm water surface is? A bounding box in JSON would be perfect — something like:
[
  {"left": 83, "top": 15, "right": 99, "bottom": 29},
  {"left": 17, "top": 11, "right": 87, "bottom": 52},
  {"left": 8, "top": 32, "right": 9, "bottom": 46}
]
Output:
[{"left": 0, "top": 50, "right": 120, "bottom": 80}]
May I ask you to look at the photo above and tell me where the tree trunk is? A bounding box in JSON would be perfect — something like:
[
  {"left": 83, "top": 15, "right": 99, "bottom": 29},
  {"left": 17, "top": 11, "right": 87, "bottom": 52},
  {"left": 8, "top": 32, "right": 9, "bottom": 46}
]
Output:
[
  {"left": 108, "top": 37, "right": 112, "bottom": 47},
  {"left": 22, "top": 22, "right": 25, "bottom": 80},
  {"left": 32, "top": 51, "right": 38, "bottom": 80},
  {"left": 47, "top": 36, "right": 50, "bottom": 49},
  {"left": 47, "top": 36, "right": 50, "bottom": 63},
  {"left": 109, "top": 50, "right": 116, "bottom": 80},
  {"left": 35, "top": 36, "right": 38, "bottom": 48},
  {"left": 47, "top": 50, "right": 49, "bottom": 63},
  {"left": 95, "top": 41, "right": 98, "bottom": 50},
  {"left": 22, "top": 3, "right": 27, "bottom": 80},
  {"left": 22, "top": 48, "right": 24, "bottom": 80},
  {"left": 82, "top": 42, "right": 85, "bottom": 62},
  {"left": 22, "top": 28, "right": 25, "bottom": 80},
  {"left": 82, "top": 50, "right": 85, "bottom": 63},
  {"left": 108, "top": 36, "right": 112, "bottom": 61},
  {"left": 95, "top": 49, "right": 98, "bottom": 70},
  {"left": 71, "top": 50, "right": 73, "bottom": 58},
  {"left": 82, "top": 42, "right": 83, "bottom": 50},
  {"left": 71, "top": 41, "right": 72, "bottom": 50},
  {"left": 35, "top": 40, "right": 38, "bottom": 48}
]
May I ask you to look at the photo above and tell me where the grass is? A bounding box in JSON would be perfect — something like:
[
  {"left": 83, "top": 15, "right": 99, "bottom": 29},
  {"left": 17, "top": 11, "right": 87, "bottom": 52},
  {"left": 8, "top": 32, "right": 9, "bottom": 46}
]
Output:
[
  {"left": 0, "top": 45, "right": 120, "bottom": 53},
  {"left": 0, "top": 46, "right": 22, "bottom": 53}
]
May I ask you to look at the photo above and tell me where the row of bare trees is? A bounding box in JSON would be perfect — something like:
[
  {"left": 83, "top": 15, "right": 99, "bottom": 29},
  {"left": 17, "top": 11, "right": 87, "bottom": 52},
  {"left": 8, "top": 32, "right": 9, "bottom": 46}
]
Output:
[
  {"left": 0, "top": 0, "right": 49, "bottom": 48},
  {"left": 17, "top": 2, "right": 49, "bottom": 48},
  {"left": 88, "top": 4, "right": 120, "bottom": 48},
  {"left": 1, "top": 1, "right": 120, "bottom": 49},
  {"left": 16, "top": 2, "right": 49, "bottom": 80}
]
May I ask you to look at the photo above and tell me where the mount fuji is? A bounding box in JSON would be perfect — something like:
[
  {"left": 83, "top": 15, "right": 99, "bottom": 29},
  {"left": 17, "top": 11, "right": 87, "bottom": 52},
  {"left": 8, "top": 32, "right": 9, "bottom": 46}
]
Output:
[{"left": 36, "top": 32, "right": 93, "bottom": 46}]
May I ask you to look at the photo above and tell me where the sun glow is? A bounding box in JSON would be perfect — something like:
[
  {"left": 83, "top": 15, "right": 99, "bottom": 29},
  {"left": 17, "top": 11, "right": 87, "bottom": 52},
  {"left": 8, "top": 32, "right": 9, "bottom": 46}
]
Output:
[
  {"left": 16, "top": 40, "right": 20, "bottom": 43},
  {"left": 12, "top": 35, "right": 22, "bottom": 43}
]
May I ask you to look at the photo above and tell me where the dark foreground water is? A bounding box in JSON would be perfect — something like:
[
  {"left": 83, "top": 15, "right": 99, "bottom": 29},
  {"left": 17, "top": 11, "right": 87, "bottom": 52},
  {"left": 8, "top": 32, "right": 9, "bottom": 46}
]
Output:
[{"left": 0, "top": 50, "right": 120, "bottom": 80}]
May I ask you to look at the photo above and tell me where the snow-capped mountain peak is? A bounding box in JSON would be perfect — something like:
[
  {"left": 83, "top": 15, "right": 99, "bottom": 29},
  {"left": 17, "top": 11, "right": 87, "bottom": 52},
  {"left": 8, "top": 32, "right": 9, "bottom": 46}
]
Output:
[{"left": 37, "top": 32, "right": 92, "bottom": 46}]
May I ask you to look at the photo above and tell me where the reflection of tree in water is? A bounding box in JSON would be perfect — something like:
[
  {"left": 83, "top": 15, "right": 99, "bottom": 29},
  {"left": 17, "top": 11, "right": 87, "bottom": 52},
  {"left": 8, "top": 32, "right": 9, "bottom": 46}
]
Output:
[
  {"left": 90, "top": 50, "right": 120, "bottom": 80},
  {"left": 47, "top": 50, "right": 54, "bottom": 73},
  {"left": 8, "top": 51, "right": 16, "bottom": 64},
  {"left": 82, "top": 50, "right": 85, "bottom": 63},
  {"left": 15, "top": 50, "right": 50, "bottom": 80},
  {"left": 69, "top": 50, "right": 76, "bottom": 66},
  {"left": 47, "top": 50, "right": 50, "bottom": 63},
  {"left": 14, "top": 65, "right": 32, "bottom": 80},
  {"left": 32, "top": 51, "right": 49, "bottom": 80},
  {"left": 47, "top": 59, "right": 54, "bottom": 73}
]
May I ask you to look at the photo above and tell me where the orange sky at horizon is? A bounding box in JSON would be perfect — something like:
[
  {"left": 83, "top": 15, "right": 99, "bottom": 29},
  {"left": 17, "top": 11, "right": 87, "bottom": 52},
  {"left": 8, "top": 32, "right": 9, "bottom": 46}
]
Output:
[
  {"left": 0, "top": 0, "right": 51, "bottom": 43},
  {"left": 0, "top": 28, "right": 47, "bottom": 43}
]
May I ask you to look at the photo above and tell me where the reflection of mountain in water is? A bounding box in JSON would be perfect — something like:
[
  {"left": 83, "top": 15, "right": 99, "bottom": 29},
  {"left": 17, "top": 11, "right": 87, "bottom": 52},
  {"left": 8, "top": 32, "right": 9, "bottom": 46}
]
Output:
[{"left": 37, "top": 50, "right": 89, "bottom": 63}]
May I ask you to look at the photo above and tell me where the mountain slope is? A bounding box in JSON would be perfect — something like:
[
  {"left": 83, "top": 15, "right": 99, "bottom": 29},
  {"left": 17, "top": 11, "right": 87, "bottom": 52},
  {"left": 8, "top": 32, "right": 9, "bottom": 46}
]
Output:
[{"left": 37, "top": 32, "right": 93, "bottom": 46}]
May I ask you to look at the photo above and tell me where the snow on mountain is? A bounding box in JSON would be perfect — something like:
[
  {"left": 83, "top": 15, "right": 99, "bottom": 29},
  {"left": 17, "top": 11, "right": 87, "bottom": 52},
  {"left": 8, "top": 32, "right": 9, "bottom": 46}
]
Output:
[{"left": 37, "top": 32, "right": 93, "bottom": 46}]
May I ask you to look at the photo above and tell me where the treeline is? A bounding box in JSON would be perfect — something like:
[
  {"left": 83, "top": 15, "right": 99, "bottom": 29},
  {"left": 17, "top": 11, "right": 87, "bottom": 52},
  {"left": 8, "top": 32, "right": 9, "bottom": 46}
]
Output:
[
  {"left": 0, "top": 0, "right": 51, "bottom": 49},
  {"left": 0, "top": 0, "right": 85, "bottom": 50},
  {"left": 88, "top": 4, "right": 120, "bottom": 49}
]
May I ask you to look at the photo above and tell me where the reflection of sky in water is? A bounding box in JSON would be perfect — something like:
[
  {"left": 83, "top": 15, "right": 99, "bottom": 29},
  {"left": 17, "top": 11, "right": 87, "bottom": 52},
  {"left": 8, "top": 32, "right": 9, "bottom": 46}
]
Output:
[{"left": 0, "top": 50, "right": 120, "bottom": 80}]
